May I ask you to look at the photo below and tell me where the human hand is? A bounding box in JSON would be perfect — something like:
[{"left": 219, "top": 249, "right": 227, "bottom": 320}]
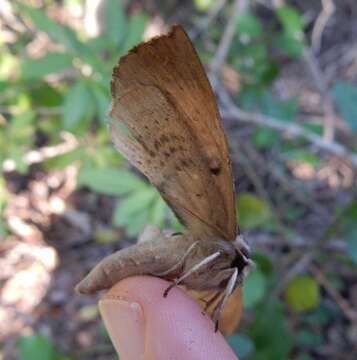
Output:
[{"left": 99, "top": 276, "right": 239, "bottom": 360}]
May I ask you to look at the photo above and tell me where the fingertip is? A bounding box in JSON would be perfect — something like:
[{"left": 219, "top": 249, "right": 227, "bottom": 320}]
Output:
[{"left": 100, "top": 276, "right": 238, "bottom": 360}]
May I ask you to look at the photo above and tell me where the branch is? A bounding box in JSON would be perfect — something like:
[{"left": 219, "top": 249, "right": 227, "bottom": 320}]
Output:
[
  {"left": 190, "top": 0, "right": 228, "bottom": 40},
  {"left": 2, "top": 132, "right": 79, "bottom": 172},
  {"left": 310, "top": 263, "right": 357, "bottom": 322},
  {"left": 311, "top": 0, "right": 335, "bottom": 53},
  {"left": 210, "top": 0, "right": 247, "bottom": 76},
  {"left": 217, "top": 86, "right": 357, "bottom": 167}
]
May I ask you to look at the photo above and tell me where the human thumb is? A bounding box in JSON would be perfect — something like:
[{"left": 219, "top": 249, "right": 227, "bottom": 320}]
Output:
[{"left": 99, "top": 276, "right": 238, "bottom": 360}]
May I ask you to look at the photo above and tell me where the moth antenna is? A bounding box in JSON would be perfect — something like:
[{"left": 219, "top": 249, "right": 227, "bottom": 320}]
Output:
[{"left": 163, "top": 251, "right": 221, "bottom": 297}]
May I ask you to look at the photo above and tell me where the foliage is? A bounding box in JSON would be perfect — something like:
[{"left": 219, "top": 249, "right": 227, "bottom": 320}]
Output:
[
  {"left": 285, "top": 275, "right": 320, "bottom": 312},
  {"left": 332, "top": 81, "right": 357, "bottom": 133},
  {"left": 16, "top": 333, "right": 72, "bottom": 360},
  {"left": 236, "top": 193, "right": 272, "bottom": 230},
  {"left": 1, "top": 1, "right": 356, "bottom": 359}
]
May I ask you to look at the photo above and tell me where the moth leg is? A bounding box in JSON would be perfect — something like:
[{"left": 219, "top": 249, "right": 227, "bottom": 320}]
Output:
[
  {"left": 153, "top": 240, "right": 199, "bottom": 277},
  {"left": 201, "top": 291, "right": 223, "bottom": 313},
  {"left": 163, "top": 251, "right": 221, "bottom": 298},
  {"left": 212, "top": 267, "right": 238, "bottom": 332}
]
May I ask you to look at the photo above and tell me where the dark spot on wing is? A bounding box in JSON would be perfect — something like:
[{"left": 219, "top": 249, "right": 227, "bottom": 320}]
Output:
[
  {"left": 160, "top": 134, "right": 169, "bottom": 143},
  {"left": 154, "top": 140, "right": 161, "bottom": 151},
  {"left": 208, "top": 156, "right": 221, "bottom": 176},
  {"left": 210, "top": 166, "right": 221, "bottom": 175}
]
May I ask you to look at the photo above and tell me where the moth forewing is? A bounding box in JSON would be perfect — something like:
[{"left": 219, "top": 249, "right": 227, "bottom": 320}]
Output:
[{"left": 77, "top": 25, "right": 251, "bottom": 335}]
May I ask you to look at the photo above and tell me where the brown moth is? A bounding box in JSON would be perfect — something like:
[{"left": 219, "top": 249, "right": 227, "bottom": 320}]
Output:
[{"left": 76, "top": 25, "right": 252, "bottom": 334}]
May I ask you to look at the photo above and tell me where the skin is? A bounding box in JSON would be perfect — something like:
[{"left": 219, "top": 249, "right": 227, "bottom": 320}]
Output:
[{"left": 99, "top": 276, "right": 239, "bottom": 360}]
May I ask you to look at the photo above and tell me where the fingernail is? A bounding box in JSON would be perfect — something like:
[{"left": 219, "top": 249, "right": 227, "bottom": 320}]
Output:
[{"left": 99, "top": 298, "right": 145, "bottom": 360}]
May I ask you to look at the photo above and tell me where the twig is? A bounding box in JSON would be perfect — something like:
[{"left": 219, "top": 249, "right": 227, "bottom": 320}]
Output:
[
  {"left": 250, "top": 233, "right": 346, "bottom": 252},
  {"left": 190, "top": 0, "right": 228, "bottom": 40},
  {"left": 210, "top": 0, "right": 247, "bottom": 77},
  {"left": 311, "top": 0, "right": 335, "bottom": 53},
  {"left": 310, "top": 263, "right": 357, "bottom": 322},
  {"left": 234, "top": 141, "right": 271, "bottom": 202},
  {"left": 303, "top": 48, "right": 337, "bottom": 142},
  {"left": 217, "top": 85, "right": 357, "bottom": 167},
  {"left": 2, "top": 131, "right": 79, "bottom": 172},
  {"left": 274, "top": 251, "right": 314, "bottom": 295},
  {"left": 0, "top": 106, "right": 62, "bottom": 116},
  {"left": 236, "top": 136, "right": 328, "bottom": 215}
]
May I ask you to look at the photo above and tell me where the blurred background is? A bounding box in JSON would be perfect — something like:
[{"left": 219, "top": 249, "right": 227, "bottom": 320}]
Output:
[{"left": 1, "top": 0, "right": 357, "bottom": 359}]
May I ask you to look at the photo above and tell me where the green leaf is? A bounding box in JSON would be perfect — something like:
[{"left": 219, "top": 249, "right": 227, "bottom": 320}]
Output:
[
  {"left": 274, "top": 32, "right": 304, "bottom": 58},
  {"left": 302, "top": 122, "right": 323, "bottom": 135},
  {"left": 63, "top": 82, "right": 92, "bottom": 129},
  {"left": 236, "top": 193, "right": 271, "bottom": 230},
  {"left": 261, "top": 92, "right": 298, "bottom": 121},
  {"left": 335, "top": 198, "right": 357, "bottom": 263},
  {"left": 285, "top": 275, "right": 320, "bottom": 312},
  {"left": 293, "top": 353, "right": 313, "bottom": 360},
  {"left": 236, "top": 11, "right": 263, "bottom": 38},
  {"left": 94, "top": 227, "right": 118, "bottom": 244},
  {"left": 122, "top": 12, "right": 146, "bottom": 52},
  {"left": 77, "top": 167, "right": 146, "bottom": 196},
  {"left": 112, "top": 187, "right": 158, "bottom": 236},
  {"left": 275, "top": 5, "right": 304, "bottom": 36},
  {"left": 150, "top": 196, "right": 167, "bottom": 226},
  {"left": 242, "top": 270, "right": 267, "bottom": 308},
  {"left": 250, "top": 128, "right": 279, "bottom": 149},
  {"left": 0, "top": 217, "right": 7, "bottom": 238},
  {"left": 332, "top": 80, "right": 357, "bottom": 133},
  {"left": 284, "top": 150, "right": 319, "bottom": 168},
  {"left": 247, "top": 300, "right": 292, "bottom": 360},
  {"left": 226, "top": 333, "right": 255, "bottom": 358},
  {"left": 44, "top": 148, "right": 83, "bottom": 170},
  {"left": 345, "top": 227, "right": 357, "bottom": 264},
  {"left": 90, "top": 83, "right": 110, "bottom": 124},
  {"left": 20, "top": 5, "right": 83, "bottom": 55},
  {"left": 113, "top": 188, "right": 156, "bottom": 224},
  {"left": 103, "top": 0, "right": 127, "bottom": 45},
  {"left": 21, "top": 53, "right": 72, "bottom": 79},
  {"left": 0, "top": 52, "right": 19, "bottom": 80},
  {"left": 194, "top": 0, "right": 215, "bottom": 11},
  {"left": 239, "top": 88, "right": 298, "bottom": 121},
  {"left": 303, "top": 302, "right": 335, "bottom": 326},
  {"left": 251, "top": 253, "right": 274, "bottom": 275},
  {"left": 30, "top": 84, "right": 63, "bottom": 107},
  {"left": 296, "top": 329, "right": 323, "bottom": 346},
  {"left": 16, "top": 334, "right": 55, "bottom": 360}
]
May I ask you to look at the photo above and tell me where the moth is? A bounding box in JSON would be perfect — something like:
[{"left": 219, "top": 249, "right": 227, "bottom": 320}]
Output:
[{"left": 76, "top": 25, "right": 252, "bottom": 335}]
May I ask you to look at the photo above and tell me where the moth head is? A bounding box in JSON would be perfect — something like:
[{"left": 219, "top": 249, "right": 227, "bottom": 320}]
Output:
[{"left": 230, "top": 235, "right": 253, "bottom": 275}]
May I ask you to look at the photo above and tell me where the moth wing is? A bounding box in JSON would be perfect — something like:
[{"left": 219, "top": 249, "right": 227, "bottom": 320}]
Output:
[
  {"left": 183, "top": 287, "right": 243, "bottom": 335},
  {"left": 110, "top": 25, "right": 237, "bottom": 241}
]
